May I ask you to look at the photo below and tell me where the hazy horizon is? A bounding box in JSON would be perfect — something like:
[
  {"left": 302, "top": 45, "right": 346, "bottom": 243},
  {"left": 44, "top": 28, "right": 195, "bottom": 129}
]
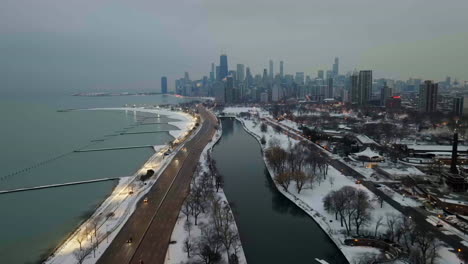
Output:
[{"left": 1, "top": 0, "right": 467, "bottom": 96}]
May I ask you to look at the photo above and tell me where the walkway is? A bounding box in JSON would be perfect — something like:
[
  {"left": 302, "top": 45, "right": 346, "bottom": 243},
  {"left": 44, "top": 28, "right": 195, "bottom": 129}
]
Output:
[{"left": 98, "top": 106, "right": 217, "bottom": 264}]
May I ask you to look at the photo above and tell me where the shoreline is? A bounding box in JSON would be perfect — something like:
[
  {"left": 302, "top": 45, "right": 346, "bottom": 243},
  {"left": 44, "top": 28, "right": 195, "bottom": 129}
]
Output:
[
  {"left": 164, "top": 114, "right": 247, "bottom": 263},
  {"left": 232, "top": 116, "right": 350, "bottom": 263},
  {"left": 44, "top": 107, "right": 197, "bottom": 264}
]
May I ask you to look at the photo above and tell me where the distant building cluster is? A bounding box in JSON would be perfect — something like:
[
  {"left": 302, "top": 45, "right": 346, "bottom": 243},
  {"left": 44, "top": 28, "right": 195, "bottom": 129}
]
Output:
[{"left": 164, "top": 54, "right": 468, "bottom": 116}]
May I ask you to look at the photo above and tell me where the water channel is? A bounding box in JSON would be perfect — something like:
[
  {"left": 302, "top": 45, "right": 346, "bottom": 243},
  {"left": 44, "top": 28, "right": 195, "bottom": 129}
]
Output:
[{"left": 212, "top": 118, "right": 348, "bottom": 264}]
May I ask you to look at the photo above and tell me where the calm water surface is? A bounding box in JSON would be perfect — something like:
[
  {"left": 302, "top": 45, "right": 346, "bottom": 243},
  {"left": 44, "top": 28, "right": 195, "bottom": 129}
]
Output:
[
  {"left": 212, "top": 118, "right": 348, "bottom": 264},
  {"left": 0, "top": 94, "right": 192, "bottom": 263}
]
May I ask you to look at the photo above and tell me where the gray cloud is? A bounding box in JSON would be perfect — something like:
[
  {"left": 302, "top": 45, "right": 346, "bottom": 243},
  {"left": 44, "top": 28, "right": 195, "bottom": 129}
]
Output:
[{"left": 1, "top": 0, "right": 467, "bottom": 95}]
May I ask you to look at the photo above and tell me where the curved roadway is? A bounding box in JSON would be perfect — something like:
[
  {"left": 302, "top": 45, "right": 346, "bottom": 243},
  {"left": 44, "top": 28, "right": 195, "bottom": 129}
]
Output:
[{"left": 98, "top": 106, "right": 217, "bottom": 264}]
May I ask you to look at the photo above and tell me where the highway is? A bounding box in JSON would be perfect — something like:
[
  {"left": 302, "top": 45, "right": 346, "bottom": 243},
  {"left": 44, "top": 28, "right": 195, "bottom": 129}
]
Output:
[{"left": 98, "top": 106, "right": 217, "bottom": 264}]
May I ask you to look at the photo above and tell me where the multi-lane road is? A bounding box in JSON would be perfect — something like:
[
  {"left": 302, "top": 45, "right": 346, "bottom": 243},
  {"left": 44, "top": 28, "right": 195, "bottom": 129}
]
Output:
[{"left": 98, "top": 106, "right": 217, "bottom": 264}]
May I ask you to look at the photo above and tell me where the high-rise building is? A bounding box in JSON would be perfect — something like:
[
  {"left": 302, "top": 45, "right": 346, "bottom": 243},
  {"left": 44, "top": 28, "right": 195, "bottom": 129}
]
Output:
[
  {"left": 184, "top": 72, "right": 190, "bottom": 81},
  {"left": 216, "top": 66, "right": 220, "bottom": 81},
  {"left": 210, "top": 63, "right": 215, "bottom": 81},
  {"left": 237, "top": 64, "right": 245, "bottom": 82},
  {"left": 219, "top": 54, "right": 228, "bottom": 80},
  {"left": 295, "top": 72, "right": 305, "bottom": 85},
  {"left": 358, "top": 70, "right": 372, "bottom": 105},
  {"left": 225, "top": 76, "right": 234, "bottom": 103},
  {"left": 272, "top": 83, "right": 282, "bottom": 102},
  {"left": 214, "top": 82, "right": 225, "bottom": 104},
  {"left": 327, "top": 78, "right": 334, "bottom": 98},
  {"left": 419, "top": 80, "right": 438, "bottom": 112},
  {"left": 161, "top": 76, "right": 168, "bottom": 94},
  {"left": 380, "top": 83, "right": 392, "bottom": 106},
  {"left": 453, "top": 97, "right": 464, "bottom": 116},
  {"left": 262, "top": 69, "right": 268, "bottom": 84},
  {"left": 280, "top": 61, "right": 284, "bottom": 79},
  {"left": 317, "top": 70, "right": 324, "bottom": 79},
  {"left": 333, "top": 57, "right": 339, "bottom": 77},
  {"left": 326, "top": 70, "right": 333, "bottom": 80},
  {"left": 245, "top": 67, "right": 252, "bottom": 87},
  {"left": 269, "top": 60, "right": 274, "bottom": 79},
  {"left": 350, "top": 73, "right": 359, "bottom": 104}
]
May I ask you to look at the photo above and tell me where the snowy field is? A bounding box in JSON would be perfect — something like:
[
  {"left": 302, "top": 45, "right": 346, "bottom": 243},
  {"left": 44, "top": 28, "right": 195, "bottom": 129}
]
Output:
[
  {"left": 164, "top": 122, "right": 247, "bottom": 264},
  {"left": 45, "top": 107, "right": 196, "bottom": 264},
  {"left": 222, "top": 107, "right": 461, "bottom": 264}
]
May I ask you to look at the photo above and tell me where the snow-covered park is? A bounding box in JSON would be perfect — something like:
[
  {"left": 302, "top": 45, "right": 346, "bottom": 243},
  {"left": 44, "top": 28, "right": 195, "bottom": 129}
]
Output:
[
  {"left": 221, "top": 106, "right": 461, "bottom": 264},
  {"left": 165, "top": 121, "right": 246, "bottom": 264}
]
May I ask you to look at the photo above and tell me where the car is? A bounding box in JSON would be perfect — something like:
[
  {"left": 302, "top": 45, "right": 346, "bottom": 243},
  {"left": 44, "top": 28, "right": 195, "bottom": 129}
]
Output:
[{"left": 143, "top": 197, "right": 149, "bottom": 203}]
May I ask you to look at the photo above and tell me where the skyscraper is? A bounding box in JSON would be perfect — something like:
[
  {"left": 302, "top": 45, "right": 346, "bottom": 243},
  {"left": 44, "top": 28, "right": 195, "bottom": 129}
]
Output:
[
  {"left": 351, "top": 73, "right": 359, "bottom": 104},
  {"left": 327, "top": 78, "right": 333, "bottom": 98},
  {"left": 419, "top": 80, "right": 438, "bottom": 112},
  {"left": 236, "top": 64, "right": 245, "bottom": 82},
  {"left": 269, "top": 60, "right": 274, "bottom": 79},
  {"left": 333, "top": 57, "right": 339, "bottom": 77},
  {"left": 225, "top": 76, "right": 234, "bottom": 103},
  {"left": 280, "top": 61, "right": 284, "bottom": 79},
  {"left": 295, "top": 72, "right": 305, "bottom": 85},
  {"left": 453, "top": 97, "right": 464, "bottom": 116},
  {"left": 161, "top": 76, "right": 168, "bottom": 94},
  {"left": 219, "top": 54, "right": 228, "bottom": 80},
  {"left": 317, "top": 70, "right": 324, "bottom": 79},
  {"left": 326, "top": 70, "right": 333, "bottom": 80},
  {"left": 380, "top": 83, "right": 392, "bottom": 106},
  {"left": 210, "top": 63, "right": 215, "bottom": 81},
  {"left": 216, "top": 66, "right": 220, "bottom": 81},
  {"left": 358, "top": 70, "right": 372, "bottom": 105}
]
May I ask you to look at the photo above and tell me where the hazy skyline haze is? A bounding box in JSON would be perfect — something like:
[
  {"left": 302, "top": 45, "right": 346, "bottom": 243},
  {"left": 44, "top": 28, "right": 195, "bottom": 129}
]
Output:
[{"left": 1, "top": 0, "right": 467, "bottom": 95}]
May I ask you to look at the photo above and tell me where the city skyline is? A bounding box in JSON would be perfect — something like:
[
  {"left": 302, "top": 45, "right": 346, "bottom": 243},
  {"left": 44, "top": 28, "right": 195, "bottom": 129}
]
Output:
[{"left": 2, "top": 0, "right": 468, "bottom": 96}]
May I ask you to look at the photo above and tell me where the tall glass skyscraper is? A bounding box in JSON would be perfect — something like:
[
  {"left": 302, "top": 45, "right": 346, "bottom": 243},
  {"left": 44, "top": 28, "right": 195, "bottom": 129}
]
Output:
[
  {"left": 161, "top": 76, "right": 168, "bottom": 94},
  {"left": 219, "top": 54, "right": 228, "bottom": 80}
]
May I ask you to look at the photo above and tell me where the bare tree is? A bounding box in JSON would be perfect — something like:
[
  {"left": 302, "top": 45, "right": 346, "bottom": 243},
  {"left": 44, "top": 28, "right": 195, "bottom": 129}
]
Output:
[
  {"left": 265, "top": 147, "right": 288, "bottom": 173},
  {"left": 215, "top": 174, "right": 224, "bottom": 192},
  {"left": 268, "top": 137, "right": 281, "bottom": 148},
  {"left": 75, "top": 230, "right": 86, "bottom": 251},
  {"left": 374, "top": 216, "right": 384, "bottom": 238},
  {"left": 328, "top": 176, "right": 335, "bottom": 188},
  {"left": 275, "top": 171, "right": 292, "bottom": 191},
  {"left": 181, "top": 198, "right": 192, "bottom": 221},
  {"left": 260, "top": 122, "right": 268, "bottom": 133},
  {"left": 385, "top": 213, "right": 400, "bottom": 241},
  {"left": 293, "top": 171, "right": 308, "bottom": 193},
  {"left": 398, "top": 215, "right": 416, "bottom": 252},
  {"left": 183, "top": 237, "right": 194, "bottom": 258},
  {"left": 73, "top": 246, "right": 92, "bottom": 264},
  {"left": 184, "top": 218, "right": 193, "bottom": 237},
  {"left": 353, "top": 190, "right": 372, "bottom": 236},
  {"left": 409, "top": 230, "right": 440, "bottom": 264},
  {"left": 90, "top": 216, "right": 102, "bottom": 241}
]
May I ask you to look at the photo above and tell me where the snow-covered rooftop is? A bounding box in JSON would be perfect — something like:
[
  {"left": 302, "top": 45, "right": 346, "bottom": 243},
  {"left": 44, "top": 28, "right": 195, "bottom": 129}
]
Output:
[{"left": 353, "top": 147, "right": 382, "bottom": 158}]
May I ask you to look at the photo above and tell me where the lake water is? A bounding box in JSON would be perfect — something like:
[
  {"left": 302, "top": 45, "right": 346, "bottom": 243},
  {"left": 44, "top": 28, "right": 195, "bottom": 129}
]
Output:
[{"left": 0, "top": 94, "right": 192, "bottom": 264}]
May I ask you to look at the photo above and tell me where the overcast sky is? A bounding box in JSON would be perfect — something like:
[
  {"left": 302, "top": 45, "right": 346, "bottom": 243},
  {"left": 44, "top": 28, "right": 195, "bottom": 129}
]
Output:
[{"left": 1, "top": 0, "right": 467, "bottom": 94}]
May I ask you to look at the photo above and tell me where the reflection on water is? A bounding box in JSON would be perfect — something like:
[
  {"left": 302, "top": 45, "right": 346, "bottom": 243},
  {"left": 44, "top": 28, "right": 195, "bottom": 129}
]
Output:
[{"left": 213, "top": 118, "right": 348, "bottom": 264}]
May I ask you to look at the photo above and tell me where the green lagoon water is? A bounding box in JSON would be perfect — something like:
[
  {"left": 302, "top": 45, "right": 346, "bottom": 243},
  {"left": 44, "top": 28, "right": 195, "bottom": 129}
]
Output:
[{"left": 0, "top": 94, "right": 191, "bottom": 263}]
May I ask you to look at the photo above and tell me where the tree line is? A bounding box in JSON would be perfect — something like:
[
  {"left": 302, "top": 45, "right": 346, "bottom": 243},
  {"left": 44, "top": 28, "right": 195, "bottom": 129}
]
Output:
[{"left": 181, "top": 155, "right": 241, "bottom": 264}]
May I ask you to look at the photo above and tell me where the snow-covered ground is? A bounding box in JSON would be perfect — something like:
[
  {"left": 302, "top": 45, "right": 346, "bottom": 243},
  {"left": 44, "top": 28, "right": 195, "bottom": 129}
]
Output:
[
  {"left": 164, "top": 121, "right": 247, "bottom": 264},
  {"left": 222, "top": 107, "right": 461, "bottom": 264},
  {"left": 86, "top": 107, "right": 194, "bottom": 139},
  {"left": 45, "top": 107, "right": 196, "bottom": 264}
]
